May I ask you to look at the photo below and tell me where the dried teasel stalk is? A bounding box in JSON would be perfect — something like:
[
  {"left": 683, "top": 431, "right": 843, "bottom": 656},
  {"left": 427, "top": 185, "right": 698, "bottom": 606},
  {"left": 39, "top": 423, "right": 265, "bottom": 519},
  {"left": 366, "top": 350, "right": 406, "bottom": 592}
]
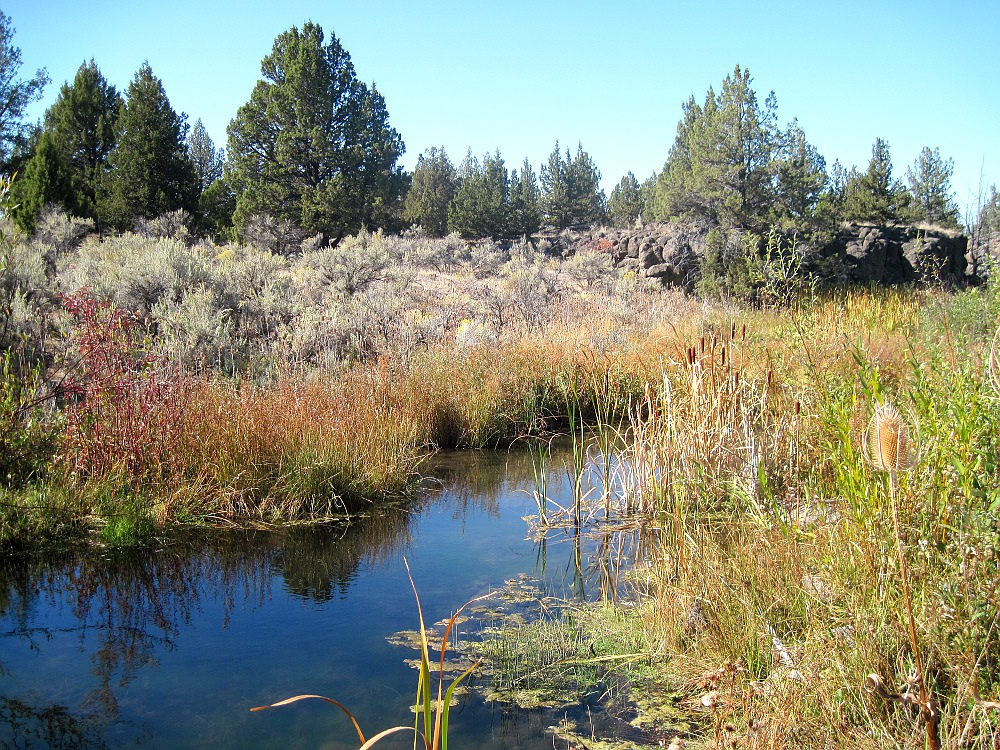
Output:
[
  {"left": 862, "top": 402, "right": 915, "bottom": 473},
  {"left": 990, "top": 328, "right": 1000, "bottom": 396}
]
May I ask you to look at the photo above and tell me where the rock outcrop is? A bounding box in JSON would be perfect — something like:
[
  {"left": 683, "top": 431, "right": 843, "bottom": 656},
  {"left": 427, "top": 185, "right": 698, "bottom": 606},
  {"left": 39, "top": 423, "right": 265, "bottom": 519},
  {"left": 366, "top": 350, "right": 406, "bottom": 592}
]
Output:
[
  {"left": 549, "top": 222, "right": 971, "bottom": 289},
  {"left": 826, "top": 224, "right": 968, "bottom": 285}
]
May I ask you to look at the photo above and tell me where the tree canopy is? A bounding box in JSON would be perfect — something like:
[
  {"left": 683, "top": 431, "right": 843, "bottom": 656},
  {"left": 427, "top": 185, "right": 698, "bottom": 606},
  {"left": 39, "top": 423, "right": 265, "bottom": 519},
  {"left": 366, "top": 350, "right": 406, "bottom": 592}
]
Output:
[
  {"left": 43, "top": 60, "right": 121, "bottom": 223},
  {"left": 227, "top": 21, "right": 406, "bottom": 244},
  {"left": 0, "top": 11, "right": 49, "bottom": 174},
  {"left": 906, "top": 146, "right": 960, "bottom": 229},
  {"left": 100, "top": 62, "right": 198, "bottom": 231},
  {"left": 404, "top": 146, "right": 456, "bottom": 237},
  {"left": 539, "top": 141, "right": 605, "bottom": 229}
]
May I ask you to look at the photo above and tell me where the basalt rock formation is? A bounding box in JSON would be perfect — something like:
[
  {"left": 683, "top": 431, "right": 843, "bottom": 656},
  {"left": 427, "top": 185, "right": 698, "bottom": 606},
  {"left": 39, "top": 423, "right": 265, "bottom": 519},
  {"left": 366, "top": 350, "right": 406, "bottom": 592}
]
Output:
[{"left": 550, "top": 222, "right": 971, "bottom": 289}]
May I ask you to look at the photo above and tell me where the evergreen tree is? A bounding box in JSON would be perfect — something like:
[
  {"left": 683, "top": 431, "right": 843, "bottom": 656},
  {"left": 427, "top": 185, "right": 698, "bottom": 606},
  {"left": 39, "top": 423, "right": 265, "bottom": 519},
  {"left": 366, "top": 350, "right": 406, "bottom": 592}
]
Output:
[
  {"left": 906, "top": 146, "right": 960, "bottom": 229},
  {"left": 100, "top": 63, "right": 198, "bottom": 230},
  {"left": 509, "top": 157, "right": 541, "bottom": 237},
  {"left": 448, "top": 150, "right": 511, "bottom": 239},
  {"left": 540, "top": 141, "right": 605, "bottom": 229},
  {"left": 186, "top": 118, "right": 224, "bottom": 195},
  {"left": 650, "top": 66, "right": 778, "bottom": 228},
  {"left": 772, "top": 119, "right": 826, "bottom": 229},
  {"left": 0, "top": 11, "right": 49, "bottom": 174},
  {"left": 227, "top": 22, "right": 406, "bottom": 243},
  {"left": 841, "top": 138, "right": 908, "bottom": 224},
  {"left": 403, "top": 146, "right": 456, "bottom": 236},
  {"left": 9, "top": 130, "right": 74, "bottom": 232},
  {"left": 43, "top": 60, "right": 121, "bottom": 223},
  {"left": 609, "top": 172, "right": 643, "bottom": 227}
]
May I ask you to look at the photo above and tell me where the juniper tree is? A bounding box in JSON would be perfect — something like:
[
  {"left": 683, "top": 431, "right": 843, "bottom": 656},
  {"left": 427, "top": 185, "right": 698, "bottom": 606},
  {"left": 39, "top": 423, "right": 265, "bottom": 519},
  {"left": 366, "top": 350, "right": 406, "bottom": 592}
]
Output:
[
  {"left": 403, "top": 146, "right": 456, "bottom": 236},
  {"left": 43, "top": 60, "right": 121, "bottom": 223},
  {"left": 9, "top": 130, "right": 74, "bottom": 233},
  {"left": 227, "top": 22, "right": 406, "bottom": 244},
  {"left": 100, "top": 63, "right": 198, "bottom": 231}
]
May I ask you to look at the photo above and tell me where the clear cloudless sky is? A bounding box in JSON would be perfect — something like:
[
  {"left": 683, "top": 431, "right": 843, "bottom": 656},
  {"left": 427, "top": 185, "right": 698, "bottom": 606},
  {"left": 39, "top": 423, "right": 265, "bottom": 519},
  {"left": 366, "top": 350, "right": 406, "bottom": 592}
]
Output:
[{"left": 6, "top": 0, "right": 999, "bottom": 218}]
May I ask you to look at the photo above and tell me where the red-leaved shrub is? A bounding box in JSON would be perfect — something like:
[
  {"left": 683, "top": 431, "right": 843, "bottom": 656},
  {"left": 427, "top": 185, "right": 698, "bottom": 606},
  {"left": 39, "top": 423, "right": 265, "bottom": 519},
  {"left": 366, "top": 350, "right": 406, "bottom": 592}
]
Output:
[{"left": 60, "top": 289, "right": 182, "bottom": 482}]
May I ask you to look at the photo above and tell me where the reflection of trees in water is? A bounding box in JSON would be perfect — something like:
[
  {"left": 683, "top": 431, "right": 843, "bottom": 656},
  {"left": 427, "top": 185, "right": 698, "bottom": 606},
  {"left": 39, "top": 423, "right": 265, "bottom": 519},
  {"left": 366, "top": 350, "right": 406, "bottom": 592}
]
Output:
[
  {"left": 0, "top": 505, "right": 418, "bottom": 747},
  {"left": 0, "top": 696, "right": 111, "bottom": 750}
]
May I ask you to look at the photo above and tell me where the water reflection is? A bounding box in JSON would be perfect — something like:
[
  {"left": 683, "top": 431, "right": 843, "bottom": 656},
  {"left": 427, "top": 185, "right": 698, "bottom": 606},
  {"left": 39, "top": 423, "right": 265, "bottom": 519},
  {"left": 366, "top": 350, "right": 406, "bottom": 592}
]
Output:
[
  {"left": 0, "top": 506, "right": 415, "bottom": 749},
  {"left": 0, "top": 442, "right": 653, "bottom": 749}
]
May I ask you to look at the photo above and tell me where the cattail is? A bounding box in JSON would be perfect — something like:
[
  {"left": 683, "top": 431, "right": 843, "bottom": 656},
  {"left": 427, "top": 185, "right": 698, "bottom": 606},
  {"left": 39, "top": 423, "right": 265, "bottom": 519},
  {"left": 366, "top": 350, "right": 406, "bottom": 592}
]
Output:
[
  {"left": 863, "top": 403, "right": 914, "bottom": 472},
  {"left": 794, "top": 400, "right": 800, "bottom": 415},
  {"left": 700, "top": 336, "right": 705, "bottom": 354},
  {"left": 731, "top": 321, "right": 736, "bottom": 340},
  {"left": 741, "top": 323, "right": 746, "bottom": 340},
  {"left": 721, "top": 345, "right": 727, "bottom": 367}
]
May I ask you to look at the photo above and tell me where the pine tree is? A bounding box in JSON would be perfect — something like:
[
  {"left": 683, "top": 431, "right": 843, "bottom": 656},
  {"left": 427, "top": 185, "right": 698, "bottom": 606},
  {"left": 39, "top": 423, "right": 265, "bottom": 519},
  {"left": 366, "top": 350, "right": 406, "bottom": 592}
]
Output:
[
  {"left": 509, "top": 157, "right": 541, "bottom": 236},
  {"left": 447, "top": 150, "right": 511, "bottom": 239},
  {"left": 906, "top": 146, "right": 960, "bottom": 229},
  {"left": 44, "top": 60, "right": 121, "bottom": 223},
  {"left": 540, "top": 141, "right": 605, "bottom": 229},
  {"left": 227, "top": 22, "right": 405, "bottom": 243},
  {"left": 403, "top": 146, "right": 456, "bottom": 236},
  {"left": 650, "top": 66, "right": 778, "bottom": 229},
  {"left": 100, "top": 63, "right": 198, "bottom": 230},
  {"left": 772, "top": 119, "right": 827, "bottom": 229}
]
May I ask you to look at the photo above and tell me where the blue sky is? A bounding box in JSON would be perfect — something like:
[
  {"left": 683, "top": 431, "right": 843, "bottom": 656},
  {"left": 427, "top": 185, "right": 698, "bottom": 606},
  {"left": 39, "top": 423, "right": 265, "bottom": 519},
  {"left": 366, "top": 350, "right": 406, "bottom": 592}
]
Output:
[{"left": 8, "top": 1, "right": 999, "bottom": 218}]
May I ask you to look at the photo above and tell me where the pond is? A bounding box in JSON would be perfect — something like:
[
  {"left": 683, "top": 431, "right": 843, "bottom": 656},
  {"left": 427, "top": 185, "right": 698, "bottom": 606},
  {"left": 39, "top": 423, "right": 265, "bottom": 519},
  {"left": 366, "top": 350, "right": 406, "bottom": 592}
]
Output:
[{"left": 0, "top": 444, "right": 652, "bottom": 749}]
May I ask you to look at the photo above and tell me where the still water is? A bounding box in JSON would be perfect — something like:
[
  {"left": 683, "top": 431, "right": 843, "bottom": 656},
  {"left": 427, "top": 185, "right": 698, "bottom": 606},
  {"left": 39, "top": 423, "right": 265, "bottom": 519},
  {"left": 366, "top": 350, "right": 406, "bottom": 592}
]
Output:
[{"left": 0, "top": 446, "right": 645, "bottom": 749}]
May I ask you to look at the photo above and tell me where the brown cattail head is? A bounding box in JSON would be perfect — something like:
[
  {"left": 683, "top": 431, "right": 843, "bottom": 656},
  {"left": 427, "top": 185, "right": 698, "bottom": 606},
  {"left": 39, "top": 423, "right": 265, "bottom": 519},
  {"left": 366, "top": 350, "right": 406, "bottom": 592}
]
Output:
[
  {"left": 731, "top": 321, "right": 736, "bottom": 340},
  {"left": 794, "top": 400, "right": 800, "bottom": 415},
  {"left": 741, "top": 323, "right": 746, "bottom": 340},
  {"left": 864, "top": 403, "right": 915, "bottom": 472},
  {"left": 721, "top": 345, "right": 727, "bottom": 367},
  {"left": 700, "top": 336, "right": 705, "bottom": 354}
]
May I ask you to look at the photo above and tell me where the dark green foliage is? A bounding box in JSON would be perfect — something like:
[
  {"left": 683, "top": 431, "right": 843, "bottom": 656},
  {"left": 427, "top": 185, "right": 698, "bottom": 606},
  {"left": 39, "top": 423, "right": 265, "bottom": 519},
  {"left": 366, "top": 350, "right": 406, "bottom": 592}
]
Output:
[
  {"left": 227, "top": 22, "right": 406, "bottom": 244},
  {"left": 772, "top": 119, "right": 827, "bottom": 230},
  {"left": 198, "top": 177, "right": 236, "bottom": 240},
  {"left": 539, "top": 141, "right": 605, "bottom": 229},
  {"left": 404, "top": 146, "right": 456, "bottom": 236},
  {"left": 100, "top": 63, "right": 198, "bottom": 231},
  {"left": 650, "top": 66, "right": 779, "bottom": 229},
  {"left": 608, "top": 172, "right": 643, "bottom": 228},
  {"left": 840, "top": 138, "right": 910, "bottom": 224},
  {"left": 43, "top": 60, "right": 121, "bottom": 223},
  {"left": 0, "top": 11, "right": 49, "bottom": 174},
  {"left": 448, "top": 150, "right": 510, "bottom": 239},
  {"left": 9, "top": 131, "right": 75, "bottom": 233},
  {"left": 508, "top": 157, "right": 541, "bottom": 237},
  {"left": 186, "top": 117, "right": 224, "bottom": 195},
  {"left": 906, "top": 146, "right": 961, "bottom": 229}
]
